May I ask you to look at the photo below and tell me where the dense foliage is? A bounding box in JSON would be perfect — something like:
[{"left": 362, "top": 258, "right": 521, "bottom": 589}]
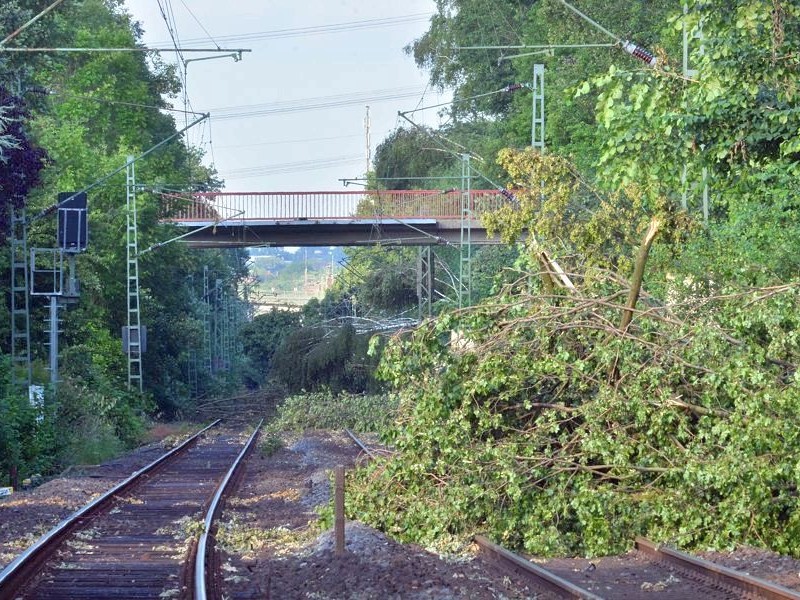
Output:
[
  {"left": 350, "top": 270, "right": 800, "bottom": 555},
  {"left": 0, "top": 0, "right": 246, "bottom": 484},
  {"left": 240, "top": 311, "right": 301, "bottom": 388},
  {"left": 345, "top": 0, "right": 800, "bottom": 558},
  {"left": 271, "top": 322, "right": 381, "bottom": 394},
  {"left": 266, "top": 389, "right": 397, "bottom": 434},
  {"left": 0, "top": 87, "right": 47, "bottom": 240}
]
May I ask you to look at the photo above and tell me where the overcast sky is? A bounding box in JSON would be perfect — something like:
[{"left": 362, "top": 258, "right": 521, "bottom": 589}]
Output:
[{"left": 124, "top": 0, "right": 448, "bottom": 192}]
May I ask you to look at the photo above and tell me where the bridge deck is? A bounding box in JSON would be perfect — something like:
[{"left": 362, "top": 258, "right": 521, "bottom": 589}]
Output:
[{"left": 162, "top": 190, "right": 511, "bottom": 247}]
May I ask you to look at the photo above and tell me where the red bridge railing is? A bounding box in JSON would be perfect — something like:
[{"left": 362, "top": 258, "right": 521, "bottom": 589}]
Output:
[{"left": 161, "top": 190, "right": 510, "bottom": 222}]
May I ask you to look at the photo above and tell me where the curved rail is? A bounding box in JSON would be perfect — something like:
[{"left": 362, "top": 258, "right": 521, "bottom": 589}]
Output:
[
  {"left": 635, "top": 537, "right": 800, "bottom": 600},
  {"left": 0, "top": 419, "right": 221, "bottom": 594},
  {"left": 195, "top": 419, "right": 264, "bottom": 600}
]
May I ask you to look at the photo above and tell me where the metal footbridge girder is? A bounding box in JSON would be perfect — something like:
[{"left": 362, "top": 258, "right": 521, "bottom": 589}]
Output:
[{"left": 161, "top": 190, "right": 510, "bottom": 248}]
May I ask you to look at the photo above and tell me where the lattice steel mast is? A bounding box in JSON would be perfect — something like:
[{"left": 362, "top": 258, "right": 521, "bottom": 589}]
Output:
[
  {"left": 10, "top": 209, "right": 31, "bottom": 388},
  {"left": 126, "top": 156, "right": 143, "bottom": 392},
  {"left": 459, "top": 155, "right": 472, "bottom": 308}
]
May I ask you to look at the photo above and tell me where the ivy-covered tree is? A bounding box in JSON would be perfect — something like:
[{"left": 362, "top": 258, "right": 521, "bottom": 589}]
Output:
[
  {"left": 592, "top": 0, "right": 800, "bottom": 283},
  {"left": 408, "top": 0, "right": 673, "bottom": 167}
]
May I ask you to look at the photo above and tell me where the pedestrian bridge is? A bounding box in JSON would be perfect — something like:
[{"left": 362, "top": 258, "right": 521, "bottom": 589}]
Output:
[{"left": 163, "top": 190, "right": 511, "bottom": 247}]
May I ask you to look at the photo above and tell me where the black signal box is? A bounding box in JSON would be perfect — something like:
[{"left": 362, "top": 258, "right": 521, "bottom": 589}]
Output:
[{"left": 57, "top": 192, "right": 88, "bottom": 252}]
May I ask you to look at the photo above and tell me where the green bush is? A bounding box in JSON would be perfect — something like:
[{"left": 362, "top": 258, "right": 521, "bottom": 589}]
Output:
[
  {"left": 258, "top": 432, "right": 284, "bottom": 457},
  {"left": 53, "top": 378, "right": 149, "bottom": 466}
]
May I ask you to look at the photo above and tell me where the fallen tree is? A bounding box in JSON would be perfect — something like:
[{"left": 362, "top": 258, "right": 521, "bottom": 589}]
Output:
[{"left": 347, "top": 148, "right": 800, "bottom": 557}]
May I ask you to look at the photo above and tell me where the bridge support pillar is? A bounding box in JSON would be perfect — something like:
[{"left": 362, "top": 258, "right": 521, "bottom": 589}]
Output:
[{"left": 417, "top": 246, "right": 434, "bottom": 319}]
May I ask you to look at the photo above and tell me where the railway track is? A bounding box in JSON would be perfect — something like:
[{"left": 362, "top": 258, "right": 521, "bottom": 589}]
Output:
[
  {"left": 476, "top": 534, "right": 800, "bottom": 599},
  {"left": 0, "top": 420, "right": 262, "bottom": 600},
  {"left": 343, "top": 429, "right": 800, "bottom": 599}
]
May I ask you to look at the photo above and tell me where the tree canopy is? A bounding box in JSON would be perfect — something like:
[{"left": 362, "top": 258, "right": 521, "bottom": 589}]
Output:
[{"left": 0, "top": 87, "right": 47, "bottom": 239}]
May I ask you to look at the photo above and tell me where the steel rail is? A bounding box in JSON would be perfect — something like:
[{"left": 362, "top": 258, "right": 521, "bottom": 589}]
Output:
[
  {"left": 344, "top": 428, "right": 377, "bottom": 460},
  {"left": 635, "top": 537, "right": 800, "bottom": 600},
  {"left": 345, "top": 429, "right": 600, "bottom": 598},
  {"left": 0, "top": 419, "right": 221, "bottom": 594},
  {"left": 474, "top": 535, "right": 604, "bottom": 599},
  {"left": 195, "top": 420, "right": 264, "bottom": 600}
]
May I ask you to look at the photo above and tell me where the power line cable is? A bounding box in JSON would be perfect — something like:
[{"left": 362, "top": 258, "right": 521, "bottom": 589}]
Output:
[
  {"left": 223, "top": 155, "right": 362, "bottom": 176},
  {"left": 212, "top": 86, "right": 422, "bottom": 113},
  {"left": 211, "top": 87, "right": 427, "bottom": 121},
  {"left": 216, "top": 133, "right": 362, "bottom": 150},
  {"left": 220, "top": 154, "right": 363, "bottom": 179},
  {"left": 177, "top": 0, "right": 221, "bottom": 49},
  {"left": 155, "top": 0, "right": 189, "bottom": 129},
  {"left": 156, "top": 0, "right": 185, "bottom": 64},
  {"left": 402, "top": 83, "right": 527, "bottom": 115},
  {"left": 165, "top": 13, "right": 431, "bottom": 46}
]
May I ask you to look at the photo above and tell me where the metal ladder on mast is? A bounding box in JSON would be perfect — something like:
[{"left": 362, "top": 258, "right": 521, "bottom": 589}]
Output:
[
  {"left": 203, "top": 266, "right": 212, "bottom": 375},
  {"left": 126, "top": 157, "right": 143, "bottom": 392},
  {"left": 10, "top": 209, "right": 32, "bottom": 389},
  {"left": 459, "top": 155, "right": 472, "bottom": 308}
]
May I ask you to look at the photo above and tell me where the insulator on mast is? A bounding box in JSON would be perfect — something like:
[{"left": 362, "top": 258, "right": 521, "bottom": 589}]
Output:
[
  {"left": 499, "top": 188, "right": 518, "bottom": 204},
  {"left": 504, "top": 83, "right": 526, "bottom": 92},
  {"left": 622, "top": 40, "right": 658, "bottom": 67}
]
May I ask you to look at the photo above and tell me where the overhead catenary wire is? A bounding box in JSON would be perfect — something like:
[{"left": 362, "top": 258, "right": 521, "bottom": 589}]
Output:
[
  {"left": 166, "top": 13, "right": 431, "bottom": 46},
  {"left": 401, "top": 83, "right": 530, "bottom": 116},
  {"left": 212, "top": 86, "right": 423, "bottom": 112},
  {"left": 398, "top": 84, "right": 528, "bottom": 160},
  {"left": 156, "top": 0, "right": 185, "bottom": 64},
  {"left": 220, "top": 155, "right": 363, "bottom": 180},
  {"left": 551, "top": 0, "right": 657, "bottom": 66},
  {"left": 216, "top": 133, "right": 362, "bottom": 150},
  {"left": 156, "top": 0, "right": 193, "bottom": 132},
  {"left": 211, "top": 86, "right": 427, "bottom": 121},
  {"left": 177, "top": 0, "right": 221, "bottom": 49}
]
